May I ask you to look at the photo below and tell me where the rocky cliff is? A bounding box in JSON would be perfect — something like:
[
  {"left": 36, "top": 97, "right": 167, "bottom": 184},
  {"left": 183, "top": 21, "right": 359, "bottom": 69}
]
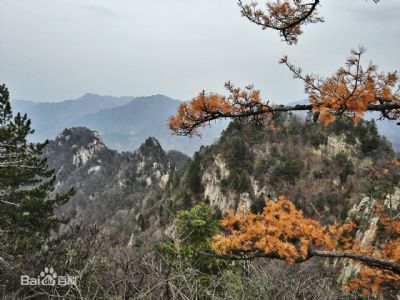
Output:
[
  {"left": 45, "top": 127, "right": 188, "bottom": 242},
  {"left": 41, "top": 115, "right": 399, "bottom": 298},
  {"left": 44, "top": 115, "right": 399, "bottom": 255},
  {"left": 337, "top": 188, "right": 400, "bottom": 297},
  {"left": 167, "top": 116, "right": 396, "bottom": 225}
]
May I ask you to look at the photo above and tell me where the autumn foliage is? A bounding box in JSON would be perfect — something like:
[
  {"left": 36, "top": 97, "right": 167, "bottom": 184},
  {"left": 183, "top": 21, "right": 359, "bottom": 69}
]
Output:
[
  {"left": 168, "top": 0, "right": 400, "bottom": 297},
  {"left": 210, "top": 196, "right": 400, "bottom": 295},
  {"left": 282, "top": 47, "right": 400, "bottom": 125},
  {"left": 169, "top": 82, "right": 273, "bottom": 137},
  {"left": 211, "top": 196, "right": 355, "bottom": 262},
  {"left": 344, "top": 204, "right": 400, "bottom": 295},
  {"left": 169, "top": 49, "right": 400, "bottom": 137},
  {"left": 394, "top": 159, "right": 400, "bottom": 169},
  {"left": 238, "top": 0, "right": 323, "bottom": 44},
  {"left": 238, "top": 0, "right": 382, "bottom": 45}
]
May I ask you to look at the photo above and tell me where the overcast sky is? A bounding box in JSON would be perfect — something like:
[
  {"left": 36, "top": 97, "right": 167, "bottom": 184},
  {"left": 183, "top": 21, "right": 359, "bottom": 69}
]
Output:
[{"left": 1, "top": 0, "right": 399, "bottom": 103}]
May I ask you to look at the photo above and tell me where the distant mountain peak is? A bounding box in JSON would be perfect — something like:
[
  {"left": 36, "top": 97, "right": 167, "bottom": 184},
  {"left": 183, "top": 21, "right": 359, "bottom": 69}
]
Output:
[
  {"left": 55, "top": 127, "right": 104, "bottom": 148},
  {"left": 57, "top": 126, "right": 99, "bottom": 138},
  {"left": 79, "top": 92, "right": 101, "bottom": 99},
  {"left": 13, "top": 93, "right": 227, "bottom": 155},
  {"left": 150, "top": 94, "right": 176, "bottom": 100},
  {"left": 49, "top": 127, "right": 107, "bottom": 170},
  {"left": 139, "top": 137, "right": 164, "bottom": 154},
  {"left": 144, "top": 136, "right": 161, "bottom": 146}
]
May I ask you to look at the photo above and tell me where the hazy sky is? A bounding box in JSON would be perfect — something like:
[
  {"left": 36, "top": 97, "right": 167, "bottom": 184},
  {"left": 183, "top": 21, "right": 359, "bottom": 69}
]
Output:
[{"left": 1, "top": 0, "right": 399, "bottom": 103}]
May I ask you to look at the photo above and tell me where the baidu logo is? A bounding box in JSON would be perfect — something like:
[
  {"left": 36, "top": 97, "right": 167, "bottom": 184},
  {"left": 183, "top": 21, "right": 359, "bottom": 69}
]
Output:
[{"left": 21, "top": 267, "right": 77, "bottom": 286}]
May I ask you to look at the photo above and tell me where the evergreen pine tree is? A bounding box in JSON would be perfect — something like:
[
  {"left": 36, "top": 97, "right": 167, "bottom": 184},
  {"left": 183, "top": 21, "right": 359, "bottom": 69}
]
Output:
[{"left": 0, "top": 83, "right": 73, "bottom": 255}]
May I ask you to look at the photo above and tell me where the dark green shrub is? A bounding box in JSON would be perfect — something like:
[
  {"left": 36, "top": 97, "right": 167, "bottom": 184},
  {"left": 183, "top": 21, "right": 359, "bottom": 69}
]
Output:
[
  {"left": 310, "top": 131, "right": 327, "bottom": 148},
  {"left": 273, "top": 159, "right": 305, "bottom": 184},
  {"left": 251, "top": 194, "right": 266, "bottom": 214}
]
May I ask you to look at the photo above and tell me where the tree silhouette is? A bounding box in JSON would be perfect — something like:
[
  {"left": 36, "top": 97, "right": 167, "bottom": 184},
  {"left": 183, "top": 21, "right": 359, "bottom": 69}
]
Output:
[{"left": 0, "top": 84, "right": 73, "bottom": 255}]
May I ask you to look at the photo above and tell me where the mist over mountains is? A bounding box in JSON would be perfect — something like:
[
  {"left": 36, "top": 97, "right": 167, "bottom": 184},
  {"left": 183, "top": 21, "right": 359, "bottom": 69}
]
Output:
[
  {"left": 12, "top": 95, "right": 399, "bottom": 155},
  {"left": 11, "top": 93, "right": 228, "bottom": 155}
]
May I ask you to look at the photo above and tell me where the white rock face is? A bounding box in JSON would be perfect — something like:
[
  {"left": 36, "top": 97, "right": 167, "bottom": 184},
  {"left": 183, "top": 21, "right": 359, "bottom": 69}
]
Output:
[
  {"left": 312, "top": 135, "right": 354, "bottom": 159},
  {"left": 88, "top": 165, "right": 101, "bottom": 175},
  {"left": 56, "top": 165, "right": 64, "bottom": 175},
  {"left": 359, "top": 217, "right": 379, "bottom": 247},
  {"left": 127, "top": 233, "right": 135, "bottom": 247},
  {"left": 72, "top": 141, "right": 104, "bottom": 167},
  {"left": 384, "top": 187, "right": 400, "bottom": 210},
  {"left": 201, "top": 155, "right": 257, "bottom": 211},
  {"left": 93, "top": 131, "right": 101, "bottom": 140},
  {"left": 333, "top": 177, "right": 341, "bottom": 187},
  {"left": 159, "top": 174, "right": 169, "bottom": 188},
  {"left": 348, "top": 197, "right": 375, "bottom": 220},
  {"left": 73, "top": 148, "right": 91, "bottom": 166},
  {"left": 237, "top": 192, "right": 252, "bottom": 211},
  {"left": 202, "top": 155, "right": 232, "bottom": 210},
  {"left": 203, "top": 175, "right": 230, "bottom": 209},
  {"left": 54, "top": 181, "right": 62, "bottom": 191},
  {"left": 338, "top": 188, "right": 400, "bottom": 288},
  {"left": 137, "top": 161, "right": 145, "bottom": 172},
  {"left": 117, "top": 179, "right": 126, "bottom": 188}
]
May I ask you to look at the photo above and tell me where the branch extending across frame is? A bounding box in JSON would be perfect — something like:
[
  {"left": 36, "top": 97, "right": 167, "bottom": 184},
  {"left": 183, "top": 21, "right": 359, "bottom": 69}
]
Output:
[
  {"left": 311, "top": 250, "right": 400, "bottom": 275},
  {"left": 169, "top": 49, "right": 400, "bottom": 137},
  {"left": 199, "top": 249, "right": 400, "bottom": 275},
  {"left": 169, "top": 99, "right": 400, "bottom": 137},
  {"left": 207, "top": 196, "right": 400, "bottom": 294}
]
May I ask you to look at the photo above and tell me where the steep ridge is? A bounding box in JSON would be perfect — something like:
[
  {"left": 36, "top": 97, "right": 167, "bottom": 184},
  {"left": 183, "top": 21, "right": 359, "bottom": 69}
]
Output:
[
  {"left": 44, "top": 127, "right": 189, "bottom": 242},
  {"left": 44, "top": 115, "right": 399, "bottom": 252},
  {"left": 161, "top": 114, "right": 399, "bottom": 295},
  {"left": 39, "top": 116, "right": 399, "bottom": 298},
  {"left": 166, "top": 115, "right": 397, "bottom": 224}
]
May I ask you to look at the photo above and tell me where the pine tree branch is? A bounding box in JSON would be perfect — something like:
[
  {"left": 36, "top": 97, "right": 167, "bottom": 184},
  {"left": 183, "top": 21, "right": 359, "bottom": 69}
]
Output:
[
  {"left": 310, "top": 250, "right": 400, "bottom": 275},
  {"left": 238, "top": 0, "right": 321, "bottom": 31},
  {"left": 172, "top": 102, "right": 400, "bottom": 136},
  {"left": 199, "top": 249, "right": 400, "bottom": 275}
]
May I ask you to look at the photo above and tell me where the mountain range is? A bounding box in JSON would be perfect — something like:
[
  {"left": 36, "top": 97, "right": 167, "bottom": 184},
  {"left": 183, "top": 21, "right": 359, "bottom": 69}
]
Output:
[
  {"left": 45, "top": 127, "right": 189, "bottom": 241},
  {"left": 11, "top": 93, "right": 227, "bottom": 155},
  {"left": 45, "top": 115, "right": 399, "bottom": 248},
  {"left": 39, "top": 114, "right": 400, "bottom": 298},
  {"left": 12, "top": 95, "right": 399, "bottom": 155}
]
